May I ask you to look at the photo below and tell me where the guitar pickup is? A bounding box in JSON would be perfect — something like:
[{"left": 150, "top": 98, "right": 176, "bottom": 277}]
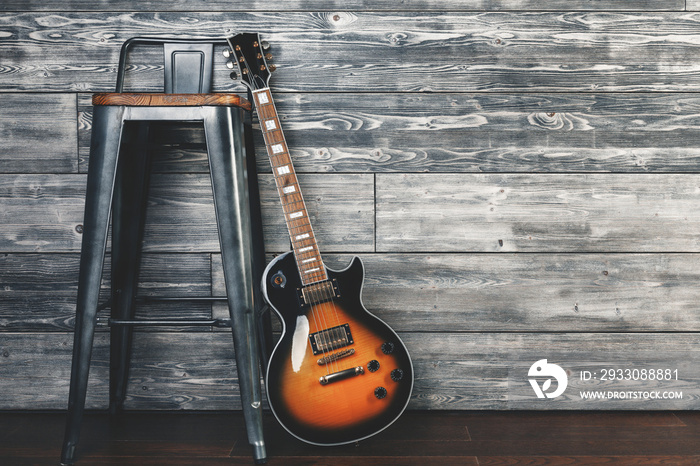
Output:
[
  {"left": 297, "top": 279, "right": 340, "bottom": 308},
  {"left": 309, "top": 323, "right": 353, "bottom": 355}
]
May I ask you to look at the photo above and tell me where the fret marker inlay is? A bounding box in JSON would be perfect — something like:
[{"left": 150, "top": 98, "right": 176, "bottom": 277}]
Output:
[
  {"left": 289, "top": 211, "right": 304, "bottom": 219},
  {"left": 305, "top": 268, "right": 321, "bottom": 274},
  {"left": 302, "top": 258, "right": 317, "bottom": 263},
  {"left": 295, "top": 233, "right": 310, "bottom": 240},
  {"left": 283, "top": 185, "right": 296, "bottom": 194},
  {"left": 271, "top": 144, "right": 284, "bottom": 154},
  {"left": 299, "top": 246, "right": 314, "bottom": 253},
  {"left": 265, "top": 119, "right": 277, "bottom": 130},
  {"left": 277, "top": 165, "right": 291, "bottom": 175},
  {"left": 256, "top": 92, "right": 269, "bottom": 104}
]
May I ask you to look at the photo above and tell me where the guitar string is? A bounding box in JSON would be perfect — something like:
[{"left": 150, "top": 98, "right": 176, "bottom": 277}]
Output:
[
  {"left": 323, "top": 277, "right": 343, "bottom": 375},
  {"left": 262, "top": 97, "right": 340, "bottom": 376},
  {"left": 319, "top": 272, "right": 345, "bottom": 373},
  {"left": 308, "top": 280, "right": 330, "bottom": 375},
  {"left": 238, "top": 43, "right": 341, "bottom": 377},
  {"left": 270, "top": 116, "right": 338, "bottom": 375},
  {"left": 236, "top": 47, "right": 334, "bottom": 376},
  {"left": 310, "top": 275, "right": 338, "bottom": 374},
  {"left": 270, "top": 115, "right": 340, "bottom": 375},
  {"left": 309, "top": 282, "right": 330, "bottom": 373},
  {"left": 263, "top": 94, "right": 336, "bottom": 376},
  {"left": 302, "top": 256, "right": 339, "bottom": 374},
  {"left": 306, "top": 279, "right": 333, "bottom": 374}
]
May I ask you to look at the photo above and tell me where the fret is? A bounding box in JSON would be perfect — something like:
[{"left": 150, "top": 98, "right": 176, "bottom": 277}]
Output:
[
  {"left": 263, "top": 131, "right": 285, "bottom": 146},
  {"left": 276, "top": 180, "right": 298, "bottom": 190},
  {"left": 252, "top": 87, "right": 327, "bottom": 285},
  {"left": 255, "top": 104, "right": 276, "bottom": 120},
  {"left": 287, "top": 215, "right": 311, "bottom": 225},
  {"left": 282, "top": 201, "right": 304, "bottom": 209},
  {"left": 262, "top": 126, "right": 284, "bottom": 138},
  {"left": 289, "top": 224, "right": 312, "bottom": 234},
  {"left": 297, "top": 252, "right": 317, "bottom": 261}
]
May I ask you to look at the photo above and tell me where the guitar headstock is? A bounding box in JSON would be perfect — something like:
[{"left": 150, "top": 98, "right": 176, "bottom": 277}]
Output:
[{"left": 224, "top": 33, "right": 276, "bottom": 91}]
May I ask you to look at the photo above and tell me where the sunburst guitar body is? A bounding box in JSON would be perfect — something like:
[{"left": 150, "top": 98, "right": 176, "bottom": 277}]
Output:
[{"left": 262, "top": 252, "right": 413, "bottom": 445}]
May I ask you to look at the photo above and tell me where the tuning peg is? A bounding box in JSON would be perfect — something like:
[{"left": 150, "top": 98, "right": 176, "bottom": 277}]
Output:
[
  {"left": 230, "top": 71, "right": 237, "bottom": 80},
  {"left": 222, "top": 48, "right": 232, "bottom": 58},
  {"left": 265, "top": 53, "right": 273, "bottom": 60},
  {"left": 261, "top": 40, "right": 270, "bottom": 50},
  {"left": 269, "top": 64, "right": 277, "bottom": 72},
  {"left": 226, "top": 60, "right": 235, "bottom": 70}
]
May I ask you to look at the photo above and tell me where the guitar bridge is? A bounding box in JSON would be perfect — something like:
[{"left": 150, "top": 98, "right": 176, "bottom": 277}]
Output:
[
  {"left": 318, "top": 348, "right": 355, "bottom": 365},
  {"left": 297, "top": 279, "right": 340, "bottom": 308}
]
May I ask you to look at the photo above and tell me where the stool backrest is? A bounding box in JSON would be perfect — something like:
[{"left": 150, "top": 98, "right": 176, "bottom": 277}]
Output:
[{"left": 115, "top": 37, "right": 229, "bottom": 93}]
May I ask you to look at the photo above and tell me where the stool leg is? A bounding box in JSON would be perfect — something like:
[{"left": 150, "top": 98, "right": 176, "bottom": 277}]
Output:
[
  {"left": 109, "top": 122, "right": 152, "bottom": 414},
  {"left": 203, "top": 106, "right": 266, "bottom": 463},
  {"left": 243, "top": 110, "right": 274, "bottom": 370},
  {"left": 61, "top": 106, "right": 125, "bottom": 465}
]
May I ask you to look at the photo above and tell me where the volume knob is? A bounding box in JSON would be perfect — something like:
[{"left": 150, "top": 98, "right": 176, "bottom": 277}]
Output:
[
  {"left": 391, "top": 368, "right": 404, "bottom": 382},
  {"left": 367, "top": 360, "right": 380, "bottom": 372},
  {"left": 381, "top": 342, "right": 395, "bottom": 354},
  {"left": 374, "top": 386, "right": 387, "bottom": 399}
]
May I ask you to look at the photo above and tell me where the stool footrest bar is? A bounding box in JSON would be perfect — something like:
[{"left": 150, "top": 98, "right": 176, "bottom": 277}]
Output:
[
  {"left": 135, "top": 296, "right": 228, "bottom": 302},
  {"left": 98, "top": 318, "right": 232, "bottom": 327}
]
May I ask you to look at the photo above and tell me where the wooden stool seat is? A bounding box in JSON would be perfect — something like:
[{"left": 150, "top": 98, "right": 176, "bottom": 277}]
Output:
[{"left": 92, "top": 92, "right": 252, "bottom": 109}]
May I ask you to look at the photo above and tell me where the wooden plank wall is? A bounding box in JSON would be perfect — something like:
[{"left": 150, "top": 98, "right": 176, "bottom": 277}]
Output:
[{"left": 3, "top": 1, "right": 700, "bottom": 411}]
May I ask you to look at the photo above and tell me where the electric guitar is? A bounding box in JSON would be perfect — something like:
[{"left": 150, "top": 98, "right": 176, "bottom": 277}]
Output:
[{"left": 224, "top": 33, "right": 414, "bottom": 446}]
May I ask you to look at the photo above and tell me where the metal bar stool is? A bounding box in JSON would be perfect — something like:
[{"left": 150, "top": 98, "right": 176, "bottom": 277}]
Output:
[{"left": 61, "top": 37, "right": 268, "bottom": 465}]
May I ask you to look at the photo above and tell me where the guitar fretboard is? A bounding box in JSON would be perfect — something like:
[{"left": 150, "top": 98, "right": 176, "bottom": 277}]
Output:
[{"left": 252, "top": 88, "right": 328, "bottom": 285}]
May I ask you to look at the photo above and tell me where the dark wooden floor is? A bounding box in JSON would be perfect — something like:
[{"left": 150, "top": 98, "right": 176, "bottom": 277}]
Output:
[{"left": 1, "top": 410, "right": 700, "bottom": 465}]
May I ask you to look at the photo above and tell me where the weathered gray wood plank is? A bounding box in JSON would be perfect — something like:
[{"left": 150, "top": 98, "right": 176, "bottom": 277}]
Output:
[
  {"left": 409, "top": 332, "right": 700, "bottom": 410},
  {"left": 8, "top": 251, "right": 700, "bottom": 333},
  {"left": 0, "top": 174, "right": 86, "bottom": 251},
  {"left": 213, "top": 253, "right": 700, "bottom": 333},
  {"left": 0, "top": 333, "right": 239, "bottom": 410},
  {"left": 376, "top": 174, "right": 700, "bottom": 252},
  {"left": 329, "top": 253, "right": 700, "bottom": 332},
  {"left": 0, "top": 94, "right": 77, "bottom": 173},
  {"left": 263, "top": 92, "right": 700, "bottom": 173},
  {"left": 0, "top": 0, "right": 683, "bottom": 12},
  {"left": 257, "top": 173, "right": 374, "bottom": 252},
  {"left": 0, "top": 174, "right": 373, "bottom": 253},
  {"left": 141, "top": 173, "right": 373, "bottom": 253},
  {"left": 2, "top": 332, "right": 699, "bottom": 410},
  {"left": 0, "top": 253, "right": 212, "bottom": 331},
  {"left": 4, "top": 13, "right": 700, "bottom": 92},
  {"left": 79, "top": 93, "right": 700, "bottom": 174}
]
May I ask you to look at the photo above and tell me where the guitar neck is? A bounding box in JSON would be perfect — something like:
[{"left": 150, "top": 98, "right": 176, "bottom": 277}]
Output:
[{"left": 251, "top": 88, "right": 328, "bottom": 285}]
